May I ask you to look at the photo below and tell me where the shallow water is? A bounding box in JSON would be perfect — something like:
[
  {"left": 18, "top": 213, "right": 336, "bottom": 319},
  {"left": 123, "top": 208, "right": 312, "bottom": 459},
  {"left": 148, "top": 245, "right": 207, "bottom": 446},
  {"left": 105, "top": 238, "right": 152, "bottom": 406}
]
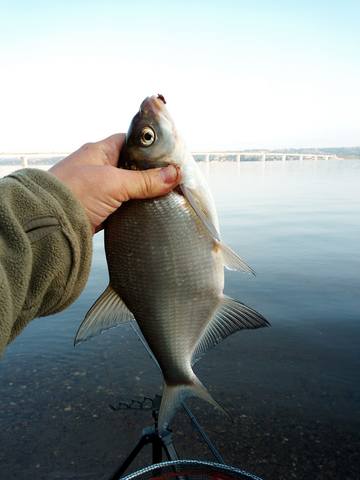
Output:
[{"left": 1, "top": 159, "right": 359, "bottom": 479}]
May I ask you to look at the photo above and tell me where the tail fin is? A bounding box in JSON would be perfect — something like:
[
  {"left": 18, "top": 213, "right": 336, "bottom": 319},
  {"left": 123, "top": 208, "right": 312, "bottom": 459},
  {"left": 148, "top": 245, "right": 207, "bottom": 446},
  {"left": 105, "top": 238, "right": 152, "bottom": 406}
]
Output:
[{"left": 158, "top": 376, "right": 230, "bottom": 432}]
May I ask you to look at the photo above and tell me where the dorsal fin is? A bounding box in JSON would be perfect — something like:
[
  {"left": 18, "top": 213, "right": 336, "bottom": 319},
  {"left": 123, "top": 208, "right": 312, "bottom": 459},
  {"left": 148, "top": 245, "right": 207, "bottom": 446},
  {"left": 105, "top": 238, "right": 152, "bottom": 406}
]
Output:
[
  {"left": 74, "top": 285, "right": 134, "bottom": 345},
  {"left": 192, "top": 296, "right": 269, "bottom": 364}
]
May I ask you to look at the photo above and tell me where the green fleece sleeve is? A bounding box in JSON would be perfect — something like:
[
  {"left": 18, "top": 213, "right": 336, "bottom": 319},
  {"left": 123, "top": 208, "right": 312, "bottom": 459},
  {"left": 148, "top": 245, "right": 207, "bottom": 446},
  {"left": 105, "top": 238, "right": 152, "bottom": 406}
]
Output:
[{"left": 0, "top": 168, "right": 92, "bottom": 354}]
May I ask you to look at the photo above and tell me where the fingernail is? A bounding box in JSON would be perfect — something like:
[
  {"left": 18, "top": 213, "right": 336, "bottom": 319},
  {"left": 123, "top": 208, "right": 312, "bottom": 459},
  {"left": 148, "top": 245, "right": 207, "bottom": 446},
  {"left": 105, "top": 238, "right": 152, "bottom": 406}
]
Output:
[{"left": 160, "top": 165, "right": 178, "bottom": 184}]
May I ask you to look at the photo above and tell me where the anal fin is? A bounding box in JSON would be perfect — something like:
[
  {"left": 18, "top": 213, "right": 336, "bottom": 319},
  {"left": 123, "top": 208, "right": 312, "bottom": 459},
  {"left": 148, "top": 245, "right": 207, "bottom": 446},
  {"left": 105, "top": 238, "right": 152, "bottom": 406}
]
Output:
[{"left": 74, "top": 285, "right": 134, "bottom": 345}]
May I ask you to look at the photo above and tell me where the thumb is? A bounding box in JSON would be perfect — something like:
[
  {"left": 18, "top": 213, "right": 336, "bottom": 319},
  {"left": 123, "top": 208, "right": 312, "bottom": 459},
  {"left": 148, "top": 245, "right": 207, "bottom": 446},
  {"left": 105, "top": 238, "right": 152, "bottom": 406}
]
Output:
[{"left": 117, "top": 165, "right": 181, "bottom": 201}]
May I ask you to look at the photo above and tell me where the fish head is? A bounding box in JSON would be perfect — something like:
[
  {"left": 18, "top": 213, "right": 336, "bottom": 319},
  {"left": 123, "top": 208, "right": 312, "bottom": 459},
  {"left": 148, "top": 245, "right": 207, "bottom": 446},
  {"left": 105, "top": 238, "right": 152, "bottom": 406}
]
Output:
[{"left": 120, "top": 94, "right": 184, "bottom": 170}]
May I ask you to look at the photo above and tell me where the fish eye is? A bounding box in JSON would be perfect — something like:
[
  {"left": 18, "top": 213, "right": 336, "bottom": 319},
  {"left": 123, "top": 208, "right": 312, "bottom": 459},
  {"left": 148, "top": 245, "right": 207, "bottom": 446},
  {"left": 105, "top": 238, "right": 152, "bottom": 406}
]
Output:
[{"left": 140, "top": 127, "right": 156, "bottom": 146}]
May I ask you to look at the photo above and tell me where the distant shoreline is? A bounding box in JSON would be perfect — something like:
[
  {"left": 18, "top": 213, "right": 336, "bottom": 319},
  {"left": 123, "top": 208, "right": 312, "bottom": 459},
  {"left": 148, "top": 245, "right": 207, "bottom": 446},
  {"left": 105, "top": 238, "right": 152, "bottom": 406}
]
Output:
[
  {"left": 1, "top": 146, "right": 359, "bottom": 164},
  {"left": 0, "top": 156, "right": 359, "bottom": 170}
]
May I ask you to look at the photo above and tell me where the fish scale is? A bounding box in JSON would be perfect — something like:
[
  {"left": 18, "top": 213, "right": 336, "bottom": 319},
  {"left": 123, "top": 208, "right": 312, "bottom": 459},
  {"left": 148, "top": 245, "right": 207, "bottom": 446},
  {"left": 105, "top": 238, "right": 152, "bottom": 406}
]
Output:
[{"left": 105, "top": 192, "right": 220, "bottom": 383}]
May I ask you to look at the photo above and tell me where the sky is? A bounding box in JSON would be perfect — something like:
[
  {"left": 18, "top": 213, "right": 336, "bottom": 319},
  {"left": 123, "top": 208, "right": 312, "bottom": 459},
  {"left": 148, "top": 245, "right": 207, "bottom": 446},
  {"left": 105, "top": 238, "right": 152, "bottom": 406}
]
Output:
[{"left": 0, "top": 0, "right": 359, "bottom": 152}]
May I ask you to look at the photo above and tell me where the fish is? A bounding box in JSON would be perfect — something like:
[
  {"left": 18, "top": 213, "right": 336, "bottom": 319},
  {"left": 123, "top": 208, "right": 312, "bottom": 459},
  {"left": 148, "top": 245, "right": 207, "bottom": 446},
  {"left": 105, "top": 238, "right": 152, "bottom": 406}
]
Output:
[{"left": 75, "top": 94, "right": 269, "bottom": 431}]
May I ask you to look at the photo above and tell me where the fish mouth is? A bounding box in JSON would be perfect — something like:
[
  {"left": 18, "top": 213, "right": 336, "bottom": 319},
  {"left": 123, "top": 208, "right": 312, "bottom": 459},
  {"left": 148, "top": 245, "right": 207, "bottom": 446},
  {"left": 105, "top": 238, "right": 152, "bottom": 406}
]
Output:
[
  {"left": 140, "top": 94, "right": 167, "bottom": 115},
  {"left": 129, "top": 159, "right": 171, "bottom": 170}
]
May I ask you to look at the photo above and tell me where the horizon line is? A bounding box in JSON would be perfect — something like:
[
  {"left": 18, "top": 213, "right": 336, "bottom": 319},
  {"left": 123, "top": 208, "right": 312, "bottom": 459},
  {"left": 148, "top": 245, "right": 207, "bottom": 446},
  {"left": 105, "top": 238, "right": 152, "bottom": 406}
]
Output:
[{"left": 0, "top": 146, "right": 359, "bottom": 157}]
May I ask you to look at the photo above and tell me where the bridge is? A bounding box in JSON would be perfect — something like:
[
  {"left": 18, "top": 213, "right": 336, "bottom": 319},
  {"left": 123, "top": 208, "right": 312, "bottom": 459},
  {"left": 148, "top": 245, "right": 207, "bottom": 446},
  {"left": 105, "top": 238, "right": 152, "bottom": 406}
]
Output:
[
  {"left": 192, "top": 151, "right": 339, "bottom": 163},
  {"left": 0, "top": 152, "right": 69, "bottom": 168},
  {"left": 0, "top": 151, "right": 340, "bottom": 168}
]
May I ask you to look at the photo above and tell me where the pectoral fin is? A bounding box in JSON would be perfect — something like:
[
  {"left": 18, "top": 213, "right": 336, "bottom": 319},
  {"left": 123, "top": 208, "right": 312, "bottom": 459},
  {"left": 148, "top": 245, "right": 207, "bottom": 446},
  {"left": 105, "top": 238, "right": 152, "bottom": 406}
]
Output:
[
  {"left": 180, "top": 183, "right": 220, "bottom": 241},
  {"left": 192, "top": 296, "right": 269, "bottom": 364},
  {"left": 74, "top": 285, "right": 134, "bottom": 345},
  {"left": 180, "top": 183, "right": 255, "bottom": 275},
  {"left": 219, "top": 242, "right": 256, "bottom": 275}
]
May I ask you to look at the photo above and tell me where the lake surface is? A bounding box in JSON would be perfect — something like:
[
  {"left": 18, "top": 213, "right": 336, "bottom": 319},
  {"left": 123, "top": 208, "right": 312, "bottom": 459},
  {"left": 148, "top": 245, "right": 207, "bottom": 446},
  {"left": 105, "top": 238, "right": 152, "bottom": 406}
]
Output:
[{"left": 1, "top": 159, "right": 359, "bottom": 480}]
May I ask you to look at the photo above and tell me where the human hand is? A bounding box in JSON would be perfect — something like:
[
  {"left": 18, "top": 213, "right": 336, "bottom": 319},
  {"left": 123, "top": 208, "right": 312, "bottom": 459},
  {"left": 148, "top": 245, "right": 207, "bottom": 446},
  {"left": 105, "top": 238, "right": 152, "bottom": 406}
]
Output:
[{"left": 49, "top": 133, "right": 180, "bottom": 233}]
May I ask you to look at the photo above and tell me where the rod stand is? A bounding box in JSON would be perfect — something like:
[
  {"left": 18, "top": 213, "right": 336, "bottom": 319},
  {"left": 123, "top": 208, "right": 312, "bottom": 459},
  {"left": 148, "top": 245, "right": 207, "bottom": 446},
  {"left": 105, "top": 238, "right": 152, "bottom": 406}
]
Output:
[{"left": 109, "top": 396, "right": 179, "bottom": 480}]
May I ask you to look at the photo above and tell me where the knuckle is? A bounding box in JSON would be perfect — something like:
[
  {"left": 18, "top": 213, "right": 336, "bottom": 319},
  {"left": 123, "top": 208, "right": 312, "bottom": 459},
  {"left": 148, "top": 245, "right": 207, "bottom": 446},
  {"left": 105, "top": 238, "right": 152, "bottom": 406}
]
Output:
[
  {"left": 140, "top": 172, "right": 154, "bottom": 196},
  {"left": 81, "top": 142, "right": 103, "bottom": 157},
  {"left": 81, "top": 142, "right": 94, "bottom": 151},
  {"left": 79, "top": 142, "right": 98, "bottom": 157}
]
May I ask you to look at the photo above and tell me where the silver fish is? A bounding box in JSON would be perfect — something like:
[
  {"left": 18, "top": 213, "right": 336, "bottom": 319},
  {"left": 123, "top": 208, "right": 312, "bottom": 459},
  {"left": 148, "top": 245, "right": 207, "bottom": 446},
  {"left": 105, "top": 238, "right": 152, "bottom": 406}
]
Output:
[{"left": 75, "top": 94, "right": 269, "bottom": 431}]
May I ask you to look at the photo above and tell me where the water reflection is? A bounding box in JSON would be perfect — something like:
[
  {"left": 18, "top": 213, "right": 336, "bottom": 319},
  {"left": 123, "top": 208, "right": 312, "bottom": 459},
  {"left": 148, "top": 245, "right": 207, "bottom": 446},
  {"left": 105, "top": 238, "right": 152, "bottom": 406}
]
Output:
[{"left": 1, "top": 159, "right": 359, "bottom": 479}]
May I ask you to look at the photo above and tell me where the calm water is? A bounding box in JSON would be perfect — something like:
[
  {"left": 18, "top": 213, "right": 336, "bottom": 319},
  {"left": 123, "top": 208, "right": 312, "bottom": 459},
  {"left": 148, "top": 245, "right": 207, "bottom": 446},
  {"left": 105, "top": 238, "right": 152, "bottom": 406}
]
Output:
[{"left": 1, "top": 159, "right": 359, "bottom": 480}]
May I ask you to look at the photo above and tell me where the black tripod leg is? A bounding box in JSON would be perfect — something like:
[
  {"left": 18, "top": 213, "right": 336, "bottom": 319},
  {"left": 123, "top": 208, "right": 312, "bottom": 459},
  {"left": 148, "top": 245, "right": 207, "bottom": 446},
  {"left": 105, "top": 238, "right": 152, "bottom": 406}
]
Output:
[
  {"left": 152, "top": 435, "right": 163, "bottom": 464},
  {"left": 109, "top": 435, "right": 150, "bottom": 480}
]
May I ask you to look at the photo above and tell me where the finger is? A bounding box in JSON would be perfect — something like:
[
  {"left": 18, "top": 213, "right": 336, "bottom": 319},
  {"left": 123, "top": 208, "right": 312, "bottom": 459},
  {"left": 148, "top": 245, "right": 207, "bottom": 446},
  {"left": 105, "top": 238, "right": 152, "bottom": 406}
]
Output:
[
  {"left": 116, "top": 165, "right": 181, "bottom": 201},
  {"left": 101, "top": 133, "right": 126, "bottom": 152},
  {"left": 96, "top": 133, "right": 126, "bottom": 167}
]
